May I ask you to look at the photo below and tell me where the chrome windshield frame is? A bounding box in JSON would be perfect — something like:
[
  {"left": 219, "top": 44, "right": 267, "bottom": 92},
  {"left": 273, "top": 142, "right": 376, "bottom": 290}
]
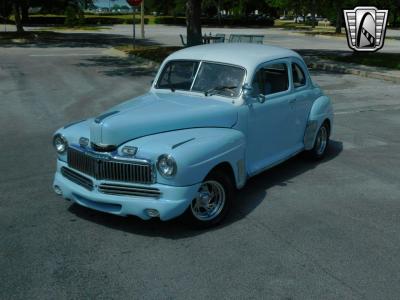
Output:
[{"left": 154, "top": 59, "right": 247, "bottom": 99}]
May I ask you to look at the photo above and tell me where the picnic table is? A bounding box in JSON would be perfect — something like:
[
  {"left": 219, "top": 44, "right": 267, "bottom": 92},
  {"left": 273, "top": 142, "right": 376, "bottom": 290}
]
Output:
[
  {"left": 228, "top": 34, "right": 264, "bottom": 44},
  {"left": 202, "top": 36, "right": 224, "bottom": 44}
]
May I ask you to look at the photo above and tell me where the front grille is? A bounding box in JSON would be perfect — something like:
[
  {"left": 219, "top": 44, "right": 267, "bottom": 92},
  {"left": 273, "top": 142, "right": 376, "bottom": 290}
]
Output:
[
  {"left": 98, "top": 183, "right": 161, "bottom": 198},
  {"left": 67, "top": 147, "right": 154, "bottom": 184},
  {"left": 61, "top": 167, "right": 94, "bottom": 191}
]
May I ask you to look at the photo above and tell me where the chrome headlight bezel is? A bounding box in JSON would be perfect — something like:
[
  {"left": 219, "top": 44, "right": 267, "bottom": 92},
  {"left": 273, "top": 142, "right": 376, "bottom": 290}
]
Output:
[
  {"left": 53, "top": 134, "right": 68, "bottom": 154},
  {"left": 156, "top": 154, "right": 177, "bottom": 178}
]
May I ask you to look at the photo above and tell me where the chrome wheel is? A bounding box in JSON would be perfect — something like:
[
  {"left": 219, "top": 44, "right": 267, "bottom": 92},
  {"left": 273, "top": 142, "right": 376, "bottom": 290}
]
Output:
[
  {"left": 191, "top": 180, "right": 226, "bottom": 221},
  {"left": 315, "top": 126, "right": 328, "bottom": 156}
]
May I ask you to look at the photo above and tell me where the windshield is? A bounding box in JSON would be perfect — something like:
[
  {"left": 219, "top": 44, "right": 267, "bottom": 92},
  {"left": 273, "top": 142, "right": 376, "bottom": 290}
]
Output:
[{"left": 156, "top": 60, "right": 246, "bottom": 98}]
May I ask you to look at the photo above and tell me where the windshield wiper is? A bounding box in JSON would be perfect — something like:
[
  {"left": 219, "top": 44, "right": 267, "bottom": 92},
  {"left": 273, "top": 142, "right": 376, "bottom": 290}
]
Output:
[{"left": 205, "top": 86, "right": 237, "bottom": 97}]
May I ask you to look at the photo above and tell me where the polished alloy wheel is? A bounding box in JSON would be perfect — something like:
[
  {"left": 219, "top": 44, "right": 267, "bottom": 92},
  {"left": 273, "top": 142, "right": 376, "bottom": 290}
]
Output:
[
  {"left": 315, "top": 126, "right": 328, "bottom": 156},
  {"left": 191, "top": 180, "right": 226, "bottom": 221}
]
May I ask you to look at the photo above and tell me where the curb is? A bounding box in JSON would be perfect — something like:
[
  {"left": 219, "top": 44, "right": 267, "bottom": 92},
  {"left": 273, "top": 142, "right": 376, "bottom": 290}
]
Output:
[{"left": 305, "top": 59, "right": 400, "bottom": 84}]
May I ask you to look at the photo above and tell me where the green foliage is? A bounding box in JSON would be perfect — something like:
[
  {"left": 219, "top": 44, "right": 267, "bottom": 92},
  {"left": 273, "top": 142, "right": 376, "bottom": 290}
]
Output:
[
  {"left": 64, "top": 5, "right": 79, "bottom": 26},
  {"left": 154, "top": 16, "right": 186, "bottom": 25}
]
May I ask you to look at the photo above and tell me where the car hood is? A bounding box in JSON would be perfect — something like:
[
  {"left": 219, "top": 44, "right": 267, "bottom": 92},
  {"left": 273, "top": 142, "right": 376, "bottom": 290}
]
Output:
[{"left": 89, "top": 92, "right": 238, "bottom": 146}]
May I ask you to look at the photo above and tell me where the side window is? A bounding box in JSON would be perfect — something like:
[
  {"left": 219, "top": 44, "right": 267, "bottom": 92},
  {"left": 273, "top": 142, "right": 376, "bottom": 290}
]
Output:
[
  {"left": 292, "top": 63, "right": 306, "bottom": 88},
  {"left": 252, "top": 63, "right": 289, "bottom": 96}
]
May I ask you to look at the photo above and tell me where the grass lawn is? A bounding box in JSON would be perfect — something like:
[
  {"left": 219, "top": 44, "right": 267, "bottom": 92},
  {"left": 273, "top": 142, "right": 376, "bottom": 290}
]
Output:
[
  {"left": 324, "top": 53, "right": 400, "bottom": 70},
  {"left": 274, "top": 20, "right": 335, "bottom": 31},
  {"left": 28, "top": 14, "right": 157, "bottom": 25},
  {"left": 116, "top": 45, "right": 182, "bottom": 63},
  {"left": 44, "top": 26, "right": 111, "bottom": 31}
]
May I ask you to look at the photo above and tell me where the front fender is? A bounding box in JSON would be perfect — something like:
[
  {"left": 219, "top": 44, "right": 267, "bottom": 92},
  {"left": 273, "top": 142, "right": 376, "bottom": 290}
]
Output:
[
  {"left": 52, "top": 119, "right": 91, "bottom": 162},
  {"left": 304, "top": 95, "right": 334, "bottom": 150},
  {"left": 121, "top": 128, "right": 246, "bottom": 188}
]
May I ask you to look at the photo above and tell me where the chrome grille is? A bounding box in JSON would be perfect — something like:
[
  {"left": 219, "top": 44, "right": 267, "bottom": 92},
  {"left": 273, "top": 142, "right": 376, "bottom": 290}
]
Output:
[
  {"left": 61, "top": 167, "right": 94, "bottom": 191},
  {"left": 99, "top": 183, "right": 161, "bottom": 198},
  {"left": 67, "top": 147, "right": 154, "bottom": 184}
]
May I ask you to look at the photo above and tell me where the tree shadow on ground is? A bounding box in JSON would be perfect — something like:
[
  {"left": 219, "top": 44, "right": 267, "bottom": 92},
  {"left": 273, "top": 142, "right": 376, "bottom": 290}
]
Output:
[
  {"left": 69, "top": 140, "right": 343, "bottom": 239},
  {"left": 76, "top": 55, "right": 159, "bottom": 77},
  {"left": 0, "top": 32, "right": 160, "bottom": 48}
]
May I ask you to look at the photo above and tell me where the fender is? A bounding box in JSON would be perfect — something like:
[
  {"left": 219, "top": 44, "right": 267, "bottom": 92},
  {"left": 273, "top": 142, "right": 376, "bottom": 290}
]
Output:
[
  {"left": 304, "top": 95, "right": 334, "bottom": 150},
  {"left": 121, "top": 128, "right": 247, "bottom": 188},
  {"left": 53, "top": 119, "right": 92, "bottom": 162}
]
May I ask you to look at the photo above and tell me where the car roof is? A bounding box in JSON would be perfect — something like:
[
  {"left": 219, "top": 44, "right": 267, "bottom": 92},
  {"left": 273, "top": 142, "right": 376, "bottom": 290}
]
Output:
[{"left": 165, "top": 43, "right": 303, "bottom": 72}]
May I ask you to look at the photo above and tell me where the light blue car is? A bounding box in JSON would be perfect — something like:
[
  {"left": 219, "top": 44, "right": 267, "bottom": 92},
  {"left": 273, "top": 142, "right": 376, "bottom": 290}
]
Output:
[{"left": 52, "top": 44, "right": 333, "bottom": 228}]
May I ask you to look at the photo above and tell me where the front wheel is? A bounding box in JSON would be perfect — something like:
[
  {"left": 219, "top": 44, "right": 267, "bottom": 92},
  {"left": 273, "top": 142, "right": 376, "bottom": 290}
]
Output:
[
  {"left": 183, "top": 170, "right": 235, "bottom": 229},
  {"left": 307, "top": 122, "right": 330, "bottom": 160}
]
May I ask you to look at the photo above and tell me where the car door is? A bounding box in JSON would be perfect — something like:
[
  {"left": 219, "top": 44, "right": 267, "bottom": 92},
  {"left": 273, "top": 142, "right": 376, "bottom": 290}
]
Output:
[
  {"left": 247, "top": 59, "right": 297, "bottom": 175},
  {"left": 290, "top": 59, "right": 314, "bottom": 147}
]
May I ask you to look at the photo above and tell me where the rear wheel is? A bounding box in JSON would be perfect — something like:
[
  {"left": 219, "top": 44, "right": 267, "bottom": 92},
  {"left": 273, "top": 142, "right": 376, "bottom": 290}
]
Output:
[
  {"left": 307, "top": 122, "right": 330, "bottom": 160},
  {"left": 183, "top": 170, "right": 234, "bottom": 229}
]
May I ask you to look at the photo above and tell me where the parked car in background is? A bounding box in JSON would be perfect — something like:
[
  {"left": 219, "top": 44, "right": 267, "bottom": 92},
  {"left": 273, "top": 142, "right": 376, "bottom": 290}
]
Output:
[
  {"left": 294, "top": 16, "right": 305, "bottom": 22},
  {"left": 52, "top": 44, "right": 333, "bottom": 228}
]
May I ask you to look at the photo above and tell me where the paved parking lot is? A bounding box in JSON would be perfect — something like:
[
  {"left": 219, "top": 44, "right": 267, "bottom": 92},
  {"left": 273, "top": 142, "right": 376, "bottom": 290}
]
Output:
[{"left": 1, "top": 45, "right": 400, "bottom": 299}]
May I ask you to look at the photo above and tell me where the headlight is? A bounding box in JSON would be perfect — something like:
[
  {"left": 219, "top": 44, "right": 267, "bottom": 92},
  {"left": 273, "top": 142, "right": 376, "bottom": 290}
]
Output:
[
  {"left": 53, "top": 134, "right": 68, "bottom": 154},
  {"left": 156, "top": 154, "right": 177, "bottom": 178}
]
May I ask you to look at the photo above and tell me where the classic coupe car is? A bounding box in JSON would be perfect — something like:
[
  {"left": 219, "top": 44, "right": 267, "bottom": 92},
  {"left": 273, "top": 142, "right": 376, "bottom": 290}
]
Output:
[{"left": 52, "top": 44, "right": 333, "bottom": 227}]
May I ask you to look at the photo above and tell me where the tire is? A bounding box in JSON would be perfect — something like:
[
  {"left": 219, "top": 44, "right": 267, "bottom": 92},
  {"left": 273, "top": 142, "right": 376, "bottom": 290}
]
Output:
[
  {"left": 182, "top": 170, "right": 235, "bottom": 229},
  {"left": 307, "top": 122, "right": 330, "bottom": 160}
]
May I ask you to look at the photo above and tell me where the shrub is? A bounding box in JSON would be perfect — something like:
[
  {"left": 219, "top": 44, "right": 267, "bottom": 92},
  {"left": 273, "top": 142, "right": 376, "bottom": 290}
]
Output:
[
  {"left": 154, "top": 16, "right": 274, "bottom": 27},
  {"left": 64, "top": 6, "right": 78, "bottom": 27}
]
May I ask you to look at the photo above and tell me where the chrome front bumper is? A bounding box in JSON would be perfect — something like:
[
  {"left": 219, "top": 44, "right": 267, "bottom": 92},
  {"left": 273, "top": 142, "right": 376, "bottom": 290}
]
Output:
[{"left": 53, "top": 159, "right": 200, "bottom": 221}]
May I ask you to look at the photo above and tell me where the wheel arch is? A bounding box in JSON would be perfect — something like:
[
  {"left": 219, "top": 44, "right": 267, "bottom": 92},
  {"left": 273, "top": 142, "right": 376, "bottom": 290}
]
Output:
[
  {"left": 206, "top": 161, "right": 238, "bottom": 189},
  {"left": 304, "top": 95, "right": 334, "bottom": 150}
]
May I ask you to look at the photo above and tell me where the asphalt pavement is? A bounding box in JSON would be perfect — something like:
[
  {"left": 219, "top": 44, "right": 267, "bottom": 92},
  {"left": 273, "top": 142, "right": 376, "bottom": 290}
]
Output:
[{"left": 1, "top": 44, "right": 400, "bottom": 299}]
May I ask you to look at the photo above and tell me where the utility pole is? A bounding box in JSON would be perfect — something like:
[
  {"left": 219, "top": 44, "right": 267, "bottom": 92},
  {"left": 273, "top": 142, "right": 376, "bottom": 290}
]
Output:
[
  {"left": 132, "top": 6, "right": 136, "bottom": 48},
  {"left": 3, "top": 0, "right": 6, "bottom": 32},
  {"left": 141, "top": 0, "right": 145, "bottom": 39}
]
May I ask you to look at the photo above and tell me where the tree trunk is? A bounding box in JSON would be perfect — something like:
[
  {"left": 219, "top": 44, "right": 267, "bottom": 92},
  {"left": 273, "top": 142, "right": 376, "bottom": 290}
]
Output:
[
  {"left": 217, "top": 0, "right": 222, "bottom": 25},
  {"left": 186, "top": 0, "right": 202, "bottom": 47},
  {"left": 13, "top": 2, "right": 24, "bottom": 33},
  {"left": 311, "top": 0, "right": 316, "bottom": 28},
  {"left": 335, "top": 5, "right": 342, "bottom": 33},
  {"left": 21, "top": 0, "right": 29, "bottom": 24}
]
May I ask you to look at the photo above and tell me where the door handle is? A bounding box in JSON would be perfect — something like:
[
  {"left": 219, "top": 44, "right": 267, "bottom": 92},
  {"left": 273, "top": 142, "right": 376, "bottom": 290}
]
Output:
[{"left": 289, "top": 98, "right": 297, "bottom": 105}]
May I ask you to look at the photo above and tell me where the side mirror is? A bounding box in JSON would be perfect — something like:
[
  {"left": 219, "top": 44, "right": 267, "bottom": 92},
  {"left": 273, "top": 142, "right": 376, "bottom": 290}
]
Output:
[
  {"left": 242, "top": 83, "right": 253, "bottom": 99},
  {"left": 242, "top": 83, "right": 266, "bottom": 103},
  {"left": 257, "top": 94, "right": 266, "bottom": 103}
]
